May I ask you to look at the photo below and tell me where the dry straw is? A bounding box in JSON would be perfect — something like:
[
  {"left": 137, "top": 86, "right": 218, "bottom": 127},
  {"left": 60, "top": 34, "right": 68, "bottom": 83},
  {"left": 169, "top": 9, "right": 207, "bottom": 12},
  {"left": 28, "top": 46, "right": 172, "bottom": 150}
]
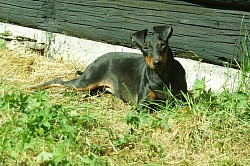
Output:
[{"left": 0, "top": 49, "right": 84, "bottom": 90}]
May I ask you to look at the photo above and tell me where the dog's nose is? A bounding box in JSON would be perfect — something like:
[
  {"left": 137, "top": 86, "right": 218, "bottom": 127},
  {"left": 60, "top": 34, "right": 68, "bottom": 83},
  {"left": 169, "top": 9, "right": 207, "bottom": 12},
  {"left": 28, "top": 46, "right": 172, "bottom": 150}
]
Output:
[{"left": 153, "top": 61, "right": 162, "bottom": 68}]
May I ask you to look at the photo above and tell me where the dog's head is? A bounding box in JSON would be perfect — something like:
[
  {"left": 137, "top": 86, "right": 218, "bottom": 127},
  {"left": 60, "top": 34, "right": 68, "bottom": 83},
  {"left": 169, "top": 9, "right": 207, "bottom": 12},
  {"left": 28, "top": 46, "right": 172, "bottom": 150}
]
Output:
[{"left": 131, "top": 25, "right": 173, "bottom": 71}]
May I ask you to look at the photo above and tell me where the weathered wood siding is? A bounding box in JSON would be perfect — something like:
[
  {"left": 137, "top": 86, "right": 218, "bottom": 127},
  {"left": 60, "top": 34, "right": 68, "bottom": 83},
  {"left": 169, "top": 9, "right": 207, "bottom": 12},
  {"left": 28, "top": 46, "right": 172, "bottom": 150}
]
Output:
[
  {"left": 187, "top": 0, "right": 250, "bottom": 11},
  {"left": 0, "top": 0, "right": 249, "bottom": 66}
]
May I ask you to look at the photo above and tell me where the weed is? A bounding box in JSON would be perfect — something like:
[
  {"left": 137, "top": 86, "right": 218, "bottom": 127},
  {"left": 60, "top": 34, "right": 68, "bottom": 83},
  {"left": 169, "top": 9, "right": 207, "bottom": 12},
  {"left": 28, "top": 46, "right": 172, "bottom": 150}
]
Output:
[
  {"left": 126, "top": 111, "right": 141, "bottom": 128},
  {"left": 0, "top": 26, "right": 12, "bottom": 50},
  {"left": 0, "top": 88, "right": 78, "bottom": 164},
  {"left": 80, "top": 153, "right": 110, "bottom": 165},
  {"left": 0, "top": 39, "right": 6, "bottom": 49},
  {"left": 237, "top": 17, "right": 250, "bottom": 93}
]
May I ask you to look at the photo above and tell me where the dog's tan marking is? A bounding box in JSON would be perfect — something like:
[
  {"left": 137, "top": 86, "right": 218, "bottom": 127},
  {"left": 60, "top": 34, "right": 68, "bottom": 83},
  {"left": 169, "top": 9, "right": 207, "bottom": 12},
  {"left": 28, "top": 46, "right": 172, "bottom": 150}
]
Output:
[
  {"left": 30, "top": 84, "right": 63, "bottom": 90},
  {"left": 148, "top": 90, "right": 157, "bottom": 100},
  {"left": 146, "top": 55, "right": 154, "bottom": 69},
  {"left": 76, "top": 79, "right": 115, "bottom": 93}
]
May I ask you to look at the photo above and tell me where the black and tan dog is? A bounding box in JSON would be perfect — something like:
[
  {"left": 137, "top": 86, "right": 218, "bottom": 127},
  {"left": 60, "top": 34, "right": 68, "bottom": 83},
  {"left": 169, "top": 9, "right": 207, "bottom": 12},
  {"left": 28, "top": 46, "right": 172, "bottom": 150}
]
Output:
[{"left": 32, "top": 25, "right": 187, "bottom": 109}]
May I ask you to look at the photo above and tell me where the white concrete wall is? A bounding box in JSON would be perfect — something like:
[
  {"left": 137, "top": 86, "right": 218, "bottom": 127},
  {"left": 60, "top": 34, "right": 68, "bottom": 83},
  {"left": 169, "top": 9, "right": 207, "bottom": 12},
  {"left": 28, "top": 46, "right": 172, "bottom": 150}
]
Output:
[{"left": 0, "top": 22, "right": 239, "bottom": 92}]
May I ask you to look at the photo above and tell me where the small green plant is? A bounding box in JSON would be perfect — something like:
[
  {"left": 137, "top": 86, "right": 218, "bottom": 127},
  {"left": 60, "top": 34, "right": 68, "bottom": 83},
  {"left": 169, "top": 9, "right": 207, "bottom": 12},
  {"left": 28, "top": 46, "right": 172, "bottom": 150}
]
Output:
[
  {"left": 237, "top": 17, "right": 250, "bottom": 93},
  {"left": 0, "top": 28, "right": 12, "bottom": 50},
  {"left": 80, "top": 153, "right": 110, "bottom": 165},
  {"left": 0, "top": 38, "right": 6, "bottom": 49},
  {"left": 0, "top": 88, "right": 77, "bottom": 164},
  {"left": 126, "top": 111, "right": 140, "bottom": 128}
]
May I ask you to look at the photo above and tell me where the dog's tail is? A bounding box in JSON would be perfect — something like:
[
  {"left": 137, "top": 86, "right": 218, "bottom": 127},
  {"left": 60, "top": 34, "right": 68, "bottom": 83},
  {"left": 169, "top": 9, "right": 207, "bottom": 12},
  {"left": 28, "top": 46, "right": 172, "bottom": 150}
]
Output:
[{"left": 30, "top": 77, "right": 83, "bottom": 90}]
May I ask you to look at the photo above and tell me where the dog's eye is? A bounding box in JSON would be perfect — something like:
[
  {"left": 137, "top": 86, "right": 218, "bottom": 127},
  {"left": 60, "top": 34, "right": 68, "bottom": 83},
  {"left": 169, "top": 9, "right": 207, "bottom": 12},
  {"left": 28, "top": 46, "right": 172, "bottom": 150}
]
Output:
[
  {"left": 157, "top": 41, "right": 166, "bottom": 50},
  {"left": 158, "top": 44, "right": 166, "bottom": 50},
  {"left": 161, "top": 45, "right": 166, "bottom": 49}
]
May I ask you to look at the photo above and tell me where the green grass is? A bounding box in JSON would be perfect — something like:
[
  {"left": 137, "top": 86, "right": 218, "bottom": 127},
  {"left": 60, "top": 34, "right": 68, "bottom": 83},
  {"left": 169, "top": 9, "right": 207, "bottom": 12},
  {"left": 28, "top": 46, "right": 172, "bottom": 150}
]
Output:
[{"left": 0, "top": 71, "right": 249, "bottom": 165}]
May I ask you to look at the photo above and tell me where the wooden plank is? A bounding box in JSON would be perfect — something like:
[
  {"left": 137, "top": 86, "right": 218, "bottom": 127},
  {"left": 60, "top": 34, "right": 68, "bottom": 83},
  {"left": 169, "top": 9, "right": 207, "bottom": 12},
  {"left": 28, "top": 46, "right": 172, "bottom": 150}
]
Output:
[
  {"left": 0, "top": 0, "right": 249, "bottom": 67},
  {"left": 185, "top": 0, "right": 250, "bottom": 11},
  {"left": 0, "top": 0, "right": 43, "bottom": 27}
]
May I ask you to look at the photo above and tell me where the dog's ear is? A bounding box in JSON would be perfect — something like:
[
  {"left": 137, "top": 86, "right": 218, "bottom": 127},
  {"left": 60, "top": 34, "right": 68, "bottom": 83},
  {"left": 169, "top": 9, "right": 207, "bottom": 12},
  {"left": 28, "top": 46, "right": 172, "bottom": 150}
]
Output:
[
  {"left": 153, "top": 25, "right": 173, "bottom": 41},
  {"left": 130, "top": 29, "right": 148, "bottom": 47}
]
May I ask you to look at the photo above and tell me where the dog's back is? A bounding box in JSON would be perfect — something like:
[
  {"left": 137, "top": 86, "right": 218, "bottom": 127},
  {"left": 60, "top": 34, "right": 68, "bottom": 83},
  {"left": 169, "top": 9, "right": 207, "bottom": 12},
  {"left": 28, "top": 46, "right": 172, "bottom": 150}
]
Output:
[{"left": 80, "top": 52, "right": 148, "bottom": 103}]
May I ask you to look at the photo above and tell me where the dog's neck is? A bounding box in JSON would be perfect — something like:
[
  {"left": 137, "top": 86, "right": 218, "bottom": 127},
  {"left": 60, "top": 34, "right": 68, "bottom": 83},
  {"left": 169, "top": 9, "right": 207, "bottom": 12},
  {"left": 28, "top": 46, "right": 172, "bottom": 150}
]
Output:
[
  {"left": 155, "top": 47, "right": 174, "bottom": 81},
  {"left": 146, "top": 69, "right": 164, "bottom": 91},
  {"left": 146, "top": 50, "right": 173, "bottom": 88}
]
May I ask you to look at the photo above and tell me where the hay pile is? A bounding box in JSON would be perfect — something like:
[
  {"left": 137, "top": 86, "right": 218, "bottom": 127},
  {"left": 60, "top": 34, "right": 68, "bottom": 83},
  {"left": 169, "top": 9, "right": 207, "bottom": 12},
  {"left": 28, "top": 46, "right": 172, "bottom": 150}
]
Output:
[{"left": 0, "top": 49, "right": 84, "bottom": 90}]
